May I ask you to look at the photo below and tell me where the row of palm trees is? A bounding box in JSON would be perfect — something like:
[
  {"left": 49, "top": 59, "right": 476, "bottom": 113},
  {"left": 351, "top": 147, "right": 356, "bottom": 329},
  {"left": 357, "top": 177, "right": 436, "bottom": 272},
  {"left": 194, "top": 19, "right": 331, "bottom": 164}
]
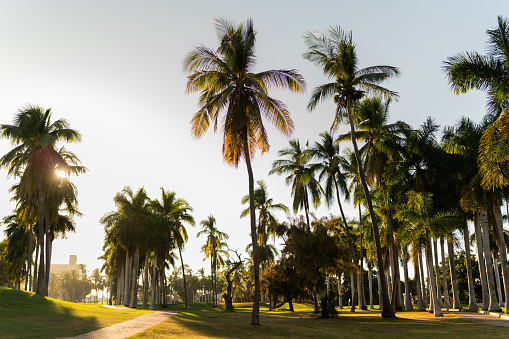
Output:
[{"left": 184, "top": 15, "right": 509, "bottom": 323}]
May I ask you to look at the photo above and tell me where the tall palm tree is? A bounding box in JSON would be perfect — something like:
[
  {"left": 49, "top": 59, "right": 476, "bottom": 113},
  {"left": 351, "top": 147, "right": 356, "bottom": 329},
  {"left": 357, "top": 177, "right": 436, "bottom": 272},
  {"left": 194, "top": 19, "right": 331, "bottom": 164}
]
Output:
[
  {"left": 1, "top": 105, "right": 84, "bottom": 295},
  {"left": 270, "top": 139, "right": 322, "bottom": 229},
  {"left": 184, "top": 18, "right": 305, "bottom": 325},
  {"left": 151, "top": 188, "right": 195, "bottom": 308},
  {"left": 304, "top": 25, "right": 399, "bottom": 318},
  {"left": 197, "top": 215, "right": 229, "bottom": 307}
]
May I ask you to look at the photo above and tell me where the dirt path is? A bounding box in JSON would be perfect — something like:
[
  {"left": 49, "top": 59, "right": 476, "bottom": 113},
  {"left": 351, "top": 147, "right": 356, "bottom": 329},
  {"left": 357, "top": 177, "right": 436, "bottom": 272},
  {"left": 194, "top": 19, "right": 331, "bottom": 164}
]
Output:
[
  {"left": 450, "top": 310, "right": 509, "bottom": 328},
  {"left": 65, "top": 310, "right": 176, "bottom": 339}
]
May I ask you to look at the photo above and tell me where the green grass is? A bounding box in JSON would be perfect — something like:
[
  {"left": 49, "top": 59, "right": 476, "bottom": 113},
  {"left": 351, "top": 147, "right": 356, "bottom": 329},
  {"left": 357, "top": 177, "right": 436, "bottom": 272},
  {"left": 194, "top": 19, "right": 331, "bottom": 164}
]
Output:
[
  {"left": 130, "top": 302, "right": 509, "bottom": 338},
  {"left": 0, "top": 287, "right": 152, "bottom": 338}
]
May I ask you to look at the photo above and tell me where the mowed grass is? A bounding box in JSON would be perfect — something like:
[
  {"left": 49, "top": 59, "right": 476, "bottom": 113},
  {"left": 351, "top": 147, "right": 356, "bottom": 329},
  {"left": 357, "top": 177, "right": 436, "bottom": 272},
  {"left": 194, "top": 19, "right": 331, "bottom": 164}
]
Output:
[
  {"left": 0, "top": 287, "right": 152, "bottom": 338},
  {"left": 131, "top": 302, "right": 509, "bottom": 339}
]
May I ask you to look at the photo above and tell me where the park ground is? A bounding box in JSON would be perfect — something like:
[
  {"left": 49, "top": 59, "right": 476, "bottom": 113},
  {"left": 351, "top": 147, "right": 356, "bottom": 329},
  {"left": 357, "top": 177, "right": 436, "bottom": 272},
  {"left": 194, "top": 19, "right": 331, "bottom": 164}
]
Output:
[{"left": 2, "top": 287, "right": 509, "bottom": 338}]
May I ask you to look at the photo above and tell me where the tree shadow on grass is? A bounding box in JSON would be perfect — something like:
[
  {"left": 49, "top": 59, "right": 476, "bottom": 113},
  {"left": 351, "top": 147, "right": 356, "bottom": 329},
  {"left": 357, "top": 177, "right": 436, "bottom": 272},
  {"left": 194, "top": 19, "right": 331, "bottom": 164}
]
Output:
[{"left": 0, "top": 287, "right": 99, "bottom": 339}]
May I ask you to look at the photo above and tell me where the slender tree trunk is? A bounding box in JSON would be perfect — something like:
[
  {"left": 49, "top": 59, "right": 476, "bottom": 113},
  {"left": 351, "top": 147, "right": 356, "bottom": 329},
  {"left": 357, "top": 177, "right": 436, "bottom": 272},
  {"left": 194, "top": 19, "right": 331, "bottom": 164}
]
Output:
[
  {"left": 179, "top": 248, "right": 188, "bottom": 308},
  {"left": 433, "top": 238, "right": 442, "bottom": 307},
  {"left": 338, "top": 273, "right": 344, "bottom": 309},
  {"left": 242, "top": 128, "right": 261, "bottom": 325},
  {"left": 440, "top": 238, "right": 449, "bottom": 308},
  {"left": 378, "top": 269, "right": 383, "bottom": 310},
  {"left": 117, "top": 264, "right": 124, "bottom": 306},
  {"left": 44, "top": 217, "right": 51, "bottom": 296},
  {"left": 426, "top": 232, "right": 443, "bottom": 316},
  {"left": 493, "top": 253, "right": 503, "bottom": 307},
  {"left": 474, "top": 210, "right": 490, "bottom": 310},
  {"left": 149, "top": 254, "right": 157, "bottom": 310},
  {"left": 387, "top": 208, "right": 402, "bottom": 311},
  {"left": 492, "top": 201, "right": 509, "bottom": 312},
  {"left": 211, "top": 255, "right": 215, "bottom": 307},
  {"left": 415, "top": 254, "right": 424, "bottom": 311},
  {"left": 36, "top": 186, "right": 46, "bottom": 295},
  {"left": 142, "top": 251, "right": 149, "bottom": 308},
  {"left": 419, "top": 253, "right": 428, "bottom": 309},
  {"left": 350, "top": 271, "right": 356, "bottom": 310},
  {"left": 368, "top": 265, "right": 374, "bottom": 309},
  {"left": 129, "top": 246, "right": 140, "bottom": 308},
  {"left": 403, "top": 253, "right": 412, "bottom": 310},
  {"left": 32, "top": 238, "right": 39, "bottom": 292},
  {"left": 358, "top": 215, "right": 367, "bottom": 310},
  {"left": 25, "top": 224, "right": 33, "bottom": 291},
  {"left": 123, "top": 250, "right": 131, "bottom": 307},
  {"left": 480, "top": 210, "right": 501, "bottom": 311},
  {"left": 447, "top": 237, "right": 462, "bottom": 309},
  {"left": 333, "top": 178, "right": 359, "bottom": 312},
  {"left": 346, "top": 101, "right": 394, "bottom": 318}
]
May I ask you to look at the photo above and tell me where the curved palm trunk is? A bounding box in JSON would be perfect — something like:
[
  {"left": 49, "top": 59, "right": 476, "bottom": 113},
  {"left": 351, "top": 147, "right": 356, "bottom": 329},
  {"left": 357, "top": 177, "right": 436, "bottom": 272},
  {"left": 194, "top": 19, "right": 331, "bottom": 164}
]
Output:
[
  {"left": 492, "top": 201, "right": 509, "bottom": 312},
  {"left": 447, "top": 237, "right": 462, "bottom": 309},
  {"left": 426, "top": 232, "right": 443, "bottom": 316},
  {"left": 480, "top": 210, "right": 501, "bottom": 311},
  {"left": 179, "top": 248, "right": 188, "bottom": 308},
  {"left": 346, "top": 101, "right": 394, "bottom": 318},
  {"left": 474, "top": 210, "right": 489, "bottom": 310},
  {"left": 242, "top": 128, "right": 261, "bottom": 325},
  {"left": 440, "top": 238, "right": 449, "bottom": 308},
  {"left": 129, "top": 246, "right": 139, "bottom": 308}
]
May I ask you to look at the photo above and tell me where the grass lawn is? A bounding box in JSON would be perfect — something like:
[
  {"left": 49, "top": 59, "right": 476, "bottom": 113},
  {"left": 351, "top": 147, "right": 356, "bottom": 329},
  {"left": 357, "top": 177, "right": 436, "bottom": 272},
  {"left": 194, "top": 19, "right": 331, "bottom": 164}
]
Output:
[
  {"left": 0, "top": 287, "right": 152, "bottom": 338},
  {"left": 130, "top": 302, "right": 509, "bottom": 339}
]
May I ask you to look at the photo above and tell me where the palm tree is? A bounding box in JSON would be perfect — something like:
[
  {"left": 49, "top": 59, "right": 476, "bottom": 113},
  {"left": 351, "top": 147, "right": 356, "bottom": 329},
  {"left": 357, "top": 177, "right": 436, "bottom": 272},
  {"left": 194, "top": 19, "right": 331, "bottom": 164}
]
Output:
[
  {"left": 184, "top": 18, "right": 305, "bottom": 325},
  {"left": 0, "top": 105, "right": 84, "bottom": 295},
  {"left": 240, "top": 180, "right": 287, "bottom": 276},
  {"left": 197, "top": 215, "right": 229, "bottom": 307},
  {"left": 443, "top": 16, "right": 509, "bottom": 115},
  {"left": 270, "top": 139, "right": 322, "bottom": 229},
  {"left": 151, "top": 188, "right": 195, "bottom": 308},
  {"left": 304, "top": 25, "right": 399, "bottom": 318}
]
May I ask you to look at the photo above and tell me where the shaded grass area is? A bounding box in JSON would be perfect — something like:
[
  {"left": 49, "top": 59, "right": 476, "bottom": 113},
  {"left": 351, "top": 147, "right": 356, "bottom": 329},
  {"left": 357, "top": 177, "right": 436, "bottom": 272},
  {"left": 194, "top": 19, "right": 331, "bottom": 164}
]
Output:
[
  {"left": 0, "top": 287, "right": 152, "bottom": 339},
  {"left": 131, "top": 302, "right": 509, "bottom": 338}
]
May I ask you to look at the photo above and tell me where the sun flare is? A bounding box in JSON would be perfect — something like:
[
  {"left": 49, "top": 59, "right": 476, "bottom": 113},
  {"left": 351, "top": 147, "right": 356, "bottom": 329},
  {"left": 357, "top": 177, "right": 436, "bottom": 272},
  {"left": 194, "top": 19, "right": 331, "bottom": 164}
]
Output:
[{"left": 55, "top": 170, "right": 67, "bottom": 179}]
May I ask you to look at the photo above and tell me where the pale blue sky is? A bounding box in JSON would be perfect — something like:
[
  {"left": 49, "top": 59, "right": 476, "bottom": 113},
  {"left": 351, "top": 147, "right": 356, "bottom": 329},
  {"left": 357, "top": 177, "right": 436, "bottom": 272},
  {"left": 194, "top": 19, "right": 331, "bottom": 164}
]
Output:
[{"left": 0, "top": 0, "right": 506, "bottom": 274}]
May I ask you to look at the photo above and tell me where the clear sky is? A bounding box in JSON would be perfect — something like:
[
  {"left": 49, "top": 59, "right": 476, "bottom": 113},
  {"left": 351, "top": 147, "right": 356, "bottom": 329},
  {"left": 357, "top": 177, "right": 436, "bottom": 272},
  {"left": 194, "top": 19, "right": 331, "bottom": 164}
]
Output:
[{"left": 0, "top": 0, "right": 506, "bottom": 275}]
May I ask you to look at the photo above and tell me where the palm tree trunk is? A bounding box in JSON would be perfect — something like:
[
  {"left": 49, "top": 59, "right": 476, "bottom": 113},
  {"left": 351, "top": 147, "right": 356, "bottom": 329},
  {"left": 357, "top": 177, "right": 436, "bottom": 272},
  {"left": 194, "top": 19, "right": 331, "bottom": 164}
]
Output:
[
  {"left": 493, "top": 253, "right": 503, "bottom": 307},
  {"left": 346, "top": 101, "right": 393, "bottom": 318},
  {"left": 25, "top": 223, "right": 33, "bottom": 291},
  {"left": 403, "top": 253, "right": 412, "bottom": 310},
  {"left": 426, "top": 232, "right": 443, "bottom": 316},
  {"left": 36, "top": 186, "right": 46, "bottom": 295},
  {"left": 447, "top": 237, "right": 462, "bottom": 309},
  {"left": 387, "top": 208, "right": 402, "bottom": 311},
  {"left": 415, "top": 254, "right": 424, "bottom": 311},
  {"left": 179, "top": 248, "right": 188, "bottom": 308},
  {"left": 378, "top": 269, "right": 383, "bottom": 309},
  {"left": 149, "top": 254, "right": 157, "bottom": 310},
  {"left": 142, "top": 251, "right": 149, "bottom": 308},
  {"left": 368, "top": 265, "right": 374, "bottom": 309},
  {"left": 32, "top": 238, "right": 39, "bottom": 292},
  {"left": 350, "top": 271, "right": 356, "bottom": 310},
  {"left": 117, "top": 264, "right": 124, "bottom": 305},
  {"left": 433, "top": 238, "right": 442, "bottom": 307},
  {"left": 440, "top": 238, "right": 449, "bottom": 308},
  {"left": 474, "top": 210, "right": 489, "bottom": 310},
  {"left": 210, "top": 255, "right": 214, "bottom": 307},
  {"left": 338, "top": 273, "right": 343, "bottom": 309},
  {"left": 333, "top": 177, "right": 359, "bottom": 311},
  {"left": 492, "top": 201, "right": 509, "bottom": 312},
  {"left": 242, "top": 128, "right": 261, "bottom": 325},
  {"left": 129, "top": 246, "right": 140, "bottom": 308},
  {"left": 480, "top": 210, "right": 501, "bottom": 311},
  {"left": 419, "top": 252, "right": 428, "bottom": 309},
  {"left": 123, "top": 250, "right": 131, "bottom": 307}
]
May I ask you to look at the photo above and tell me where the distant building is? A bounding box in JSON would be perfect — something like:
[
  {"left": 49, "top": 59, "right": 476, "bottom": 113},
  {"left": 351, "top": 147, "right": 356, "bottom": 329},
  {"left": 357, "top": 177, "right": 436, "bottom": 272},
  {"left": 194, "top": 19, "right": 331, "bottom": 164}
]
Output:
[{"left": 51, "top": 255, "right": 80, "bottom": 276}]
